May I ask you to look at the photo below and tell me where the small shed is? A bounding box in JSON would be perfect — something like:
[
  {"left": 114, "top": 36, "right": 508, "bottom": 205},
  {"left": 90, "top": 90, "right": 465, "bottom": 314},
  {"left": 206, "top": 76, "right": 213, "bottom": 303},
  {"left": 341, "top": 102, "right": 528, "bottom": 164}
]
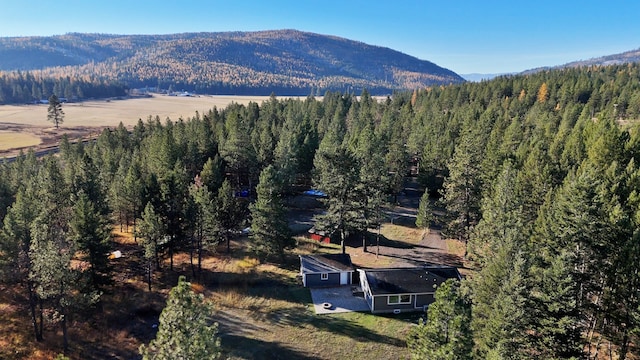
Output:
[
  {"left": 358, "top": 265, "right": 461, "bottom": 314},
  {"left": 307, "top": 227, "right": 332, "bottom": 244},
  {"left": 299, "top": 254, "right": 355, "bottom": 288}
]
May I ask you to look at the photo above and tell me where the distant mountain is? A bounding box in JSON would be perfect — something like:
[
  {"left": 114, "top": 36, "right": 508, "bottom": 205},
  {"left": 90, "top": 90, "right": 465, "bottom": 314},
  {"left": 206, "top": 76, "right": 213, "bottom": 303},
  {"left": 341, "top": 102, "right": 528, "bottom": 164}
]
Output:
[
  {"left": 559, "top": 48, "right": 640, "bottom": 68},
  {"left": 0, "top": 30, "right": 465, "bottom": 95},
  {"left": 520, "top": 47, "right": 640, "bottom": 75}
]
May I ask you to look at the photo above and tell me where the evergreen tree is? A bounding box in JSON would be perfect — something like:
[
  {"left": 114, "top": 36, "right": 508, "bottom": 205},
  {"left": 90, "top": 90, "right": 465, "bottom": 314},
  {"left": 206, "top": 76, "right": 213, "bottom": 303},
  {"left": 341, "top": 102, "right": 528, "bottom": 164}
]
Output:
[
  {"left": 530, "top": 166, "right": 610, "bottom": 358},
  {"left": 29, "top": 216, "right": 79, "bottom": 352},
  {"left": 354, "top": 124, "right": 386, "bottom": 252},
  {"left": 28, "top": 159, "right": 98, "bottom": 352},
  {"left": 189, "top": 180, "right": 219, "bottom": 276},
  {"left": 0, "top": 184, "right": 43, "bottom": 341},
  {"left": 0, "top": 173, "right": 13, "bottom": 223},
  {"left": 69, "top": 192, "right": 113, "bottom": 291},
  {"left": 219, "top": 108, "right": 257, "bottom": 188},
  {"left": 123, "top": 156, "right": 145, "bottom": 235},
  {"left": 407, "top": 279, "right": 472, "bottom": 360},
  {"left": 140, "top": 276, "right": 221, "bottom": 360},
  {"left": 415, "top": 189, "right": 433, "bottom": 229},
  {"left": 138, "top": 203, "right": 166, "bottom": 290},
  {"left": 200, "top": 155, "right": 224, "bottom": 194},
  {"left": 385, "top": 131, "right": 407, "bottom": 203},
  {"left": 149, "top": 159, "right": 190, "bottom": 272},
  {"left": 47, "top": 94, "right": 64, "bottom": 129},
  {"left": 273, "top": 109, "right": 302, "bottom": 191},
  {"left": 469, "top": 162, "right": 532, "bottom": 359},
  {"left": 249, "top": 165, "right": 294, "bottom": 262},
  {"left": 442, "top": 123, "right": 483, "bottom": 254},
  {"left": 215, "top": 179, "right": 243, "bottom": 253},
  {"left": 313, "top": 146, "right": 362, "bottom": 254}
]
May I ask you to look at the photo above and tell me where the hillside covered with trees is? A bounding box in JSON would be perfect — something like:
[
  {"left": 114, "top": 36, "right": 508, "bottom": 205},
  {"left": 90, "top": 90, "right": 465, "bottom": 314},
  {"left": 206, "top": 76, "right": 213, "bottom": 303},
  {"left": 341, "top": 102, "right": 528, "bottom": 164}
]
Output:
[
  {"left": 2, "top": 62, "right": 640, "bottom": 358},
  {"left": 0, "top": 30, "right": 464, "bottom": 104}
]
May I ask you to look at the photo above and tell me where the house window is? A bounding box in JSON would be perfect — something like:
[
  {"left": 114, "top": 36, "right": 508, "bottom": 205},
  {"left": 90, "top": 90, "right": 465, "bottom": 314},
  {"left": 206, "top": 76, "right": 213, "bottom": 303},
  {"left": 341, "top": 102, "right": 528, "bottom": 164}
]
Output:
[
  {"left": 321, "top": 273, "right": 329, "bottom": 280},
  {"left": 388, "top": 294, "right": 411, "bottom": 305}
]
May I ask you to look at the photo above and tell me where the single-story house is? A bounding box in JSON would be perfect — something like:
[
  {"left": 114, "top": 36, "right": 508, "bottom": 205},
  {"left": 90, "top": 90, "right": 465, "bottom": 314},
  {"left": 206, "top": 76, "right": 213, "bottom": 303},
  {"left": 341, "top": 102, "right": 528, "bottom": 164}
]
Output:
[
  {"left": 299, "top": 254, "right": 355, "bottom": 287},
  {"left": 358, "top": 265, "right": 461, "bottom": 314}
]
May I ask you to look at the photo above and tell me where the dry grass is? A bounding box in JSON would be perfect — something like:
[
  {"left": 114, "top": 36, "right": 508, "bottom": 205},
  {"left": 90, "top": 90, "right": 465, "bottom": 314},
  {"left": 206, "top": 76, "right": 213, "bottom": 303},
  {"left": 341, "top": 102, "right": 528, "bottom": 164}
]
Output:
[
  {"left": 446, "top": 238, "right": 466, "bottom": 258},
  {"left": 379, "top": 223, "right": 422, "bottom": 244},
  {"left": 0, "top": 95, "right": 281, "bottom": 157},
  {"left": 0, "top": 131, "right": 41, "bottom": 151},
  {"left": 0, "top": 95, "right": 273, "bottom": 129}
]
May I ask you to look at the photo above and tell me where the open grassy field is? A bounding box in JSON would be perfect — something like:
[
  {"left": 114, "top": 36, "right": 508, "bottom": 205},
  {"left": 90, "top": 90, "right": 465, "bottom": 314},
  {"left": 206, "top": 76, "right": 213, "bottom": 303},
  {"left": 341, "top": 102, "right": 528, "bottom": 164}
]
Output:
[
  {"left": 0, "top": 130, "right": 41, "bottom": 149},
  {"left": 0, "top": 95, "right": 276, "bottom": 154},
  {"left": 0, "top": 95, "right": 273, "bottom": 128}
]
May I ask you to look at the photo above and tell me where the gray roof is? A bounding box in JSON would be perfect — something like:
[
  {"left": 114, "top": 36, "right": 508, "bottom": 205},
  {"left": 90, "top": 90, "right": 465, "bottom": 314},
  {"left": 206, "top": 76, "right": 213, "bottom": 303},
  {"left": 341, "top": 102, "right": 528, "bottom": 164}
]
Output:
[
  {"left": 361, "top": 266, "right": 460, "bottom": 295},
  {"left": 300, "top": 254, "right": 354, "bottom": 274}
]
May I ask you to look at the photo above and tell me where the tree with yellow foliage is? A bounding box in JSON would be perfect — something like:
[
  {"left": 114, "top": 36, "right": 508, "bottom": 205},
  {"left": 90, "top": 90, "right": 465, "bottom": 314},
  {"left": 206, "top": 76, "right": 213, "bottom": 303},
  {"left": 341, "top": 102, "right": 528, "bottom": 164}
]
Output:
[{"left": 537, "top": 82, "right": 549, "bottom": 103}]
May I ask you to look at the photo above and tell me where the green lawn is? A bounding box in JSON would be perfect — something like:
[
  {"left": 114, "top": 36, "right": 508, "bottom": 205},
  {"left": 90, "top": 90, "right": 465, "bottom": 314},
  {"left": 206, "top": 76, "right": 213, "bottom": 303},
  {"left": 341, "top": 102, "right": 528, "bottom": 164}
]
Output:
[{"left": 202, "top": 246, "right": 417, "bottom": 360}]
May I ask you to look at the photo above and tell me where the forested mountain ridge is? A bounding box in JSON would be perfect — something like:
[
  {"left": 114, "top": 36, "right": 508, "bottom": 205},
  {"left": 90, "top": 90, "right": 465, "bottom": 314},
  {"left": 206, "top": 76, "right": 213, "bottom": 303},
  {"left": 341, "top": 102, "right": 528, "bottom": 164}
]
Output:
[
  {"left": 560, "top": 47, "right": 640, "bottom": 68},
  {"left": 0, "top": 30, "right": 464, "bottom": 96},
  {"left": 521, "top": 47, "right": 640, "bottom": 75}
]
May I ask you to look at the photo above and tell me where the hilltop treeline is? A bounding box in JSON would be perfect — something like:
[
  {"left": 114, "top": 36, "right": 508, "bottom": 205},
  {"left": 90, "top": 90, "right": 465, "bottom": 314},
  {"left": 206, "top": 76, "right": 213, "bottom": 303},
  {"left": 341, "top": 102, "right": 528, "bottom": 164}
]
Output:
[
  {"left": 0, "top": 31, "right": 464, "bottom": 97},
  {"left": 0, "top": 71, "right": 127, "bottom": 104},
  {"left": 2, "top": 63, "right": 640, "bottom": 358}
]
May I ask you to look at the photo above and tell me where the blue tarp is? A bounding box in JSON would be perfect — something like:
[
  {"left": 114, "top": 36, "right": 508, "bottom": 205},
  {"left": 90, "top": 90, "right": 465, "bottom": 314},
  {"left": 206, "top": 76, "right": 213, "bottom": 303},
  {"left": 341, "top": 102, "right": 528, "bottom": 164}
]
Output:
[
  {"left": 303, "top": 189, "right": 327, "bottom": 197},
  {"left": 235, "top": 190, "right": 250, "bottom": 197}
]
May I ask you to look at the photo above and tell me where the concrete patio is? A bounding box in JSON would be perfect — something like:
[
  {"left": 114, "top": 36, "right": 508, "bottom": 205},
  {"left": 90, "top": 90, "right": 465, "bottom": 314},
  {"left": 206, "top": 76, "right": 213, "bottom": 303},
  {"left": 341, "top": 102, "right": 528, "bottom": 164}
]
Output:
[{"left": 309, "top": 286, "right": 370, "bottom": 314}]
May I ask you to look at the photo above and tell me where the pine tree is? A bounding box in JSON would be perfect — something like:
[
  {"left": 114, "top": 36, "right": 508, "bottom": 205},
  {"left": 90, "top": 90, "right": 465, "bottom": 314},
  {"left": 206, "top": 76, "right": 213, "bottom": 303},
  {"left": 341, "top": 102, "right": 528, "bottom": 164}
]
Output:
[
  {"left": 28, "top": 159, "right": 98, "bottom": 352},
  {"left": 0, "top": 184, "right": 43, "bottom": 341},
  {"left": 249, "top": 165, "right": 294, "bottom": 262},
  {"left": 354, "top": 124, "right": 386, "bottom": 252},
  {"left": 385, "top": 131, "right": 407, "bottom": 203},
  {"left": 407, "top": 279, "right": 472, "bottom": 360},
  {"left": 47, "top": 94, "right": 64, "bottom": 129},
  {"left": 273, "top": 109, "right": 302, "bottom": 191},
  {"left": 123, "top": 157, "right": 145, "bottom": 236},
  {"left": 415, "top": 189, "right": 433, "bottom": 229},
  {"left": 157, "top": 161, "right": 190, "bottom": 271},
  {"left": 189, "top": 181, "right": 219, "bottom": 276},
  {"left": 200, "top": 155, "right": 224, "bottom": 194},
  {"left": 442, "top": 123, "right": 483, "bottom": 254},
  {"left": 29, "top": 216, "right": 79, "bottom": 352},
  {"left": 468, "top": 162, "right": 532, "bottom": 359},
  {"left": 529, "top": 166, "right": 609, "bottom": 358},
  {"left": 69, "top": 192, "right": 113, "bottom": 290},
  {"left": 219, "top": 109, "right": 256, "bottom": 188},
  {"left": 471, "top": 248, "right": 530, "bottom": 359},
  {"left": 313, "top": 146, "right": 362, "bottom": 254},
  {"left": 469, "top": 161, "right": 522, "bottom": 267},
  {"left": 215, "top": 179, "right": 243, "bottom": 253},
  {"left": 137, "top": 203, "right": 166, "bottom": 291},
  {"left": 140, "top": 276, "right": 221, "bottom": 360}
]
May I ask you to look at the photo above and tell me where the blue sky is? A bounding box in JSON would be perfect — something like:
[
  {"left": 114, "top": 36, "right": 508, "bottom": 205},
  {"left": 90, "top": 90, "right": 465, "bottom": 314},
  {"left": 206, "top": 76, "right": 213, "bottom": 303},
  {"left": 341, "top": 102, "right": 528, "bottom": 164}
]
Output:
[{"left": 1, "top": 0, "right": 639, "bottom": 74}]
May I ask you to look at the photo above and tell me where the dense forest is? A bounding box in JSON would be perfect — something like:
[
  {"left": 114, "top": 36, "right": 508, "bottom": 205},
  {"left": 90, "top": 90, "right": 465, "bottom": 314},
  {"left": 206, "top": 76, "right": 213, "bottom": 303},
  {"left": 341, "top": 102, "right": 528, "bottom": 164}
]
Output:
[
  {"left": 0, "top": 30, "right": 464, "bottom": 102},
  {"left": 2, "top": 62, "right": 640, "bottom": 358},
  {"left": 0, "top": 71, "right": 128, "bottom": 104}
]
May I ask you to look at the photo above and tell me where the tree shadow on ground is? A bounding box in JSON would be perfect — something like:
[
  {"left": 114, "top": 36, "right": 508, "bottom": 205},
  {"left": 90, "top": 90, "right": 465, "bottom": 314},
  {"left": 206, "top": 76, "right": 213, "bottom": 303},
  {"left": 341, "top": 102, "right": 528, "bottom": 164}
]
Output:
[
  {"left": 220, "top": 334, "right": 322, "bottom": 360},
  {"left": 379, "top": 250, "right": 464, "bottom": 268},
  {"left": 99, "top": 282, "right": 165, "bottom": 340},
  {"left": 262, "top": 307, "right": 406, "bottom": 348},
  {"left": 344, "top": 233, "right": 415, "bottom": 250}
]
